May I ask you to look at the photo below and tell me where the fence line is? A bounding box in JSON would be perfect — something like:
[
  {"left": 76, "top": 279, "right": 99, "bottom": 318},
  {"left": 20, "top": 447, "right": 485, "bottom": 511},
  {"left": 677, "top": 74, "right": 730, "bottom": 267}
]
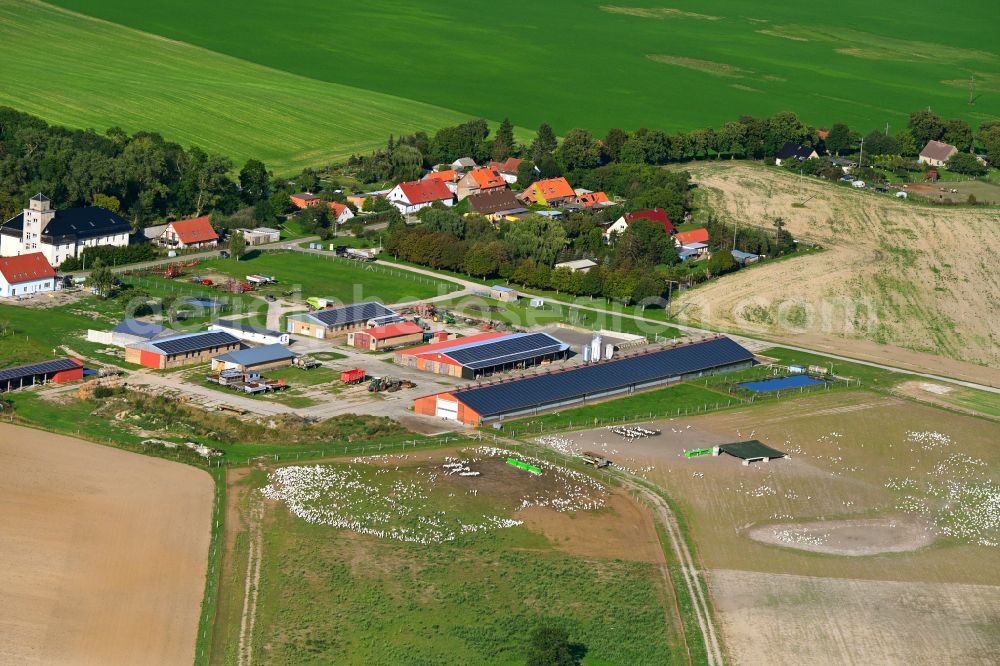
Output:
[{"left": 209, "top": 434, "right": 463, "bottom": 468}]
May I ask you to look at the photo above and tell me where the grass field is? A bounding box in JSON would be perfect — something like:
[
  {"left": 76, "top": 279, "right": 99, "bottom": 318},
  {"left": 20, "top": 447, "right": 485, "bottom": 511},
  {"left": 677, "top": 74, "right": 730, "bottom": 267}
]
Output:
[
  {"left": 214, "top": 450, "right": 685, "bottom": 665},
  {"left": 195, "top": 251, "right": 460, "bottom": 304},
  {"left": 3, "top": 1, "right": 995, "bottom": 174}
]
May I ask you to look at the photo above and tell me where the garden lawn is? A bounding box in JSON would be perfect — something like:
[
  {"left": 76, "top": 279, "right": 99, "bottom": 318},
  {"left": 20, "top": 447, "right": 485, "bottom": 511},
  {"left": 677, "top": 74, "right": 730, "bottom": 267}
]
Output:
[{"left": 196, "top": 251, "right": 460, "bottom": 304}]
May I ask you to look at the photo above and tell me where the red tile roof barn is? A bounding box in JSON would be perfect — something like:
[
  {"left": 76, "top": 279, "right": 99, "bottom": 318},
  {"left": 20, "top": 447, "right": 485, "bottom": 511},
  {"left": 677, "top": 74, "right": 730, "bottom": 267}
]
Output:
[
  {"left": 624, "top": 208, "right": 674, "bottom": 234},
  {"left": 365, "top": 321, "right": 424, "bottom": 340},
  {"left": 168, "top": 216, "right": 219, "bottom": 244},
  {"left": 398, "top": 179, "right": 453, "bottom": 204},
  {"left": 0, "top": 252, "right": 55, "bottom": 284},
  {"left": 674, "top": 228, "right": 709, "bottom": 245}
]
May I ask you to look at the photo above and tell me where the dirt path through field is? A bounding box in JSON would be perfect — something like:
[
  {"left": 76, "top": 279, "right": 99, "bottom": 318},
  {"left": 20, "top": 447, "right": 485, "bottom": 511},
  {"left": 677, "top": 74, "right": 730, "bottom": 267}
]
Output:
[
  {"left": 0, "top": 423, "right": 213, "bottom": 665},
  {"left": 679, "top": 163, "right": 1000, "bottom": 376}
]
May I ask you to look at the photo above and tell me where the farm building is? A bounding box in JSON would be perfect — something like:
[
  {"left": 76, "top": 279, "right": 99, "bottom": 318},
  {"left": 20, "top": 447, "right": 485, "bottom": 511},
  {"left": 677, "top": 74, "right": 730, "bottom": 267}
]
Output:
[
  {"left": 209, "top": 319, "right": 290, "bottom": 345},
  {"left": 243, "top": 227, "right": 281, "bottom": 245},
  {"left": 327, "top": 201, "right": 355, "bottom": 224},
  {"left": 466, "top": 188, "right": 521, "bottom": 217},
  {"left": 716, "top": 440, "right": 789, "bottom": 465},
  {"left": 286, "top": 302, "right": 399, "bottom": 339},
  {"left": 210, "top": 344, "right": 297, "bottom": 372},
  {"left": 603, "top": 208, "right": 674, "bottom": 240},
  {"left": 918, "top": 140, "right": 959, "bottom": 167},
  {"left": 152, "top": 216, "right": 218, "bottom": 249},
  {"left": 87, "top": 319, "right": 176, "bottom": 347},
  {"left": 0, "top": 194, "right": 131, "bottom": 266},
  {"left": 519, "top": 177, "right": 576, "bottom": 207},
  {"left": 125, "top": 331, "right": 240, "bottom": 369},
  {"left": 414, "top": 336, "right": 754, "bottom": 424},
  {"left": 775, "top": 143, "right": 819, "bottom": 166},
  {"left": 451, "top": 157, "right": 477, "bottom": 172},
  {"left": 554, "top": 259, "right": 597, "bottom": 273},
  {"left": 0, "top": 252, "right": 56, "bottom": 298},
  {"left": 395, "top": 331, "right": 569, "bottom": 380},
  {"left": 490, "top": 285, "right": 518, "bottom": 302},
  {"left": 0, "top": 358, "right": 84, "bottom": 392},
  {"left": 347, "top": 321, "right": 424, "bottom": 351},
  {"left": 730, "top": 249, "right": 760, "bottom": 265},
  {"left": 456, "top": 167, "right": 507, "bottom": 201},
  {"left": 387, "top": 179, "right": 454, "bottom": 215},
  {"left": 679, "top": 242, "right": 709, "bottom": 261}
]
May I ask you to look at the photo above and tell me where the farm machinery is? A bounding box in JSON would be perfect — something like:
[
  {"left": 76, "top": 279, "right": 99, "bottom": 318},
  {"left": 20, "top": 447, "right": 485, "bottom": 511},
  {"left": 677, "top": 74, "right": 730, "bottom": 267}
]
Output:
[
  {"left": 581, "top": 451, "right": 612, "bottom": 468},
  {"left": 367, "top": 375, "right": 416, "bottom": 392},
  {"left": 292, "top": 356, "right": 323, "bottom": 370},
  {"left": 340, "top": 368, "right": 367, "bottom": 385}
]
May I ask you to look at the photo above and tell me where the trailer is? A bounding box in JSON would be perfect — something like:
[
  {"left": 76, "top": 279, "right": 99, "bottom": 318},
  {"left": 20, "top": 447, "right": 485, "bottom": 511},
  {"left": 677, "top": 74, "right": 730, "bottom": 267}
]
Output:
[
  {"left": 292, "top": 356, "right": 322, "bottom": 370},
  {"left": 340, "top": 368, "right": 367, "bottom": 385},
  {"left": 246, "top": 274, "right": 277, "bottom": 285},
  {"left": 581, "top": 451, "right": 612, "bottom": 468},
  {"left": 346, "top": 248, "right": 376, "bottom": 262}
]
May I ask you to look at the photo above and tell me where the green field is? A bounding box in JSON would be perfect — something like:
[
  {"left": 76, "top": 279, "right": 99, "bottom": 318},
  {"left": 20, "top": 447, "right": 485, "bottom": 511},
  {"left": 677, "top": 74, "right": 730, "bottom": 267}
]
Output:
[
  {"left": 196, "top": 251, "right": 461, "bottom": 304},
  {"left": 219, "top": 454, "right": 683, "bottom": 665},
  {"left": 3, "top": 1, "right": 996, "bottom": 176}
]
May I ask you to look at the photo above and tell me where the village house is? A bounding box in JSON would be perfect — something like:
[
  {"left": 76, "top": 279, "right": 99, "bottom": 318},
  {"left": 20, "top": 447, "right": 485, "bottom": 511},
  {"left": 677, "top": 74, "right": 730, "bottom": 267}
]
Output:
[
  {"left": 678, "top": 242, "right": 709, "bottom": 261},
  {"left": 466, "top": 189, "right": 523, "bottom": 217},
  {"left": 603, "top": 208, "right": 674, "bottom": 241},
  {"left": 519, "top": 177, "right": 576, "bottom": 207},
  {"left": 423, "top": 170, "right": 460, "bottom": 194},
  {"left": 290, "top": 192, "right": 319, "bottom": 209},
  {"left": 387, "top": 179, "right": 454, "bottom": 215},
  {"left": 327, "top": 201, "right": 355, "bottom": 225},
  {"left": 575, "top": 190, "right": 611, "bottom": 208},
  {"left": 487, "top": 157, "right": 524, "bottom": 184},
  {"left": 775, "top": 143, "right": 819, "bottom": 166},
  {"left": 450, "top": 157, "right": 477, "bottom": 173},
  {"left": 0, "top": 252, "right": 56, "bottom": 298},
  {"left": 673, "top": 228, "right": 710, "bottom": 247},
  {"left": 918, "top": 140, "right": 959, "bottom": 167},
  {"left": 152, "top": 216, "right": 219, "bottom": 249},
  {"left": 456, "top": 167, "right": 507, "bottom": 201},
  {"left": 0, "top": 194, "right": 131, "bottom": 266}
]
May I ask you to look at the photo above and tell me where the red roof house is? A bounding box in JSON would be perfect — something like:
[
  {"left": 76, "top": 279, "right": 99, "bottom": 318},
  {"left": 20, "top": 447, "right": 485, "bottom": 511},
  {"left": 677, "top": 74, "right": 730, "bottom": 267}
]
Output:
[
  {"left": 347, "top": 321, "right": 425, "bottom": 351},
  {"left": 519, "top": 177, "right": 576, "bottom": 206},
  {"left": 162, "top": 216, "right": 219, "bottom": 248},
  {"left": 576, "top": 191, "right": 611, "bottom": 208},
  {"left": 388, "top": 179, "right": 455, "bottom": 214},
  {"left": 290, "top": 192, "right": 319, "bottom": 209},
  {"left": 674, "top": 228, "right": 710, "bottom": 246},
  {"left": 603, "top": 208, "right": 674, "bottom": 240},
  {"left": 457, "top": 167, "right": 507, "bottom": 200},
  {"left": 0, "top": 252, "right": 57, "bottom": 297}
]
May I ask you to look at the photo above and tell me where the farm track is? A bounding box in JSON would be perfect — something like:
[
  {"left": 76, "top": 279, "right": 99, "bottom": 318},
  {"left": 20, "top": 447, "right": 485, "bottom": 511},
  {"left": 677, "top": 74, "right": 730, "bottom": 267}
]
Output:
[
  {"left": 237, "top": 500, "right": 263, "bottom": 666},
  {"left": 622, "top": 478, "right": 725, "bottom": 666}
]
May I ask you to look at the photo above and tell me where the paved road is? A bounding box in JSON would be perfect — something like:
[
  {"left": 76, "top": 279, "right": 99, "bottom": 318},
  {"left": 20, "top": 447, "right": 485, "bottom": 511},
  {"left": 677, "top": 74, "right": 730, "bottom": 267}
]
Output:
[{"left": 365, "top": 257, "right": 1000, "bottom": 394}]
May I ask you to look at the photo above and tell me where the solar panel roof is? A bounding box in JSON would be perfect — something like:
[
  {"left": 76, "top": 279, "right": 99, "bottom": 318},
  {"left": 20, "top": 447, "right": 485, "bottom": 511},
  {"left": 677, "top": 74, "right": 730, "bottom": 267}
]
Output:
[
  {"left": 148, "top": 331, "right": 239, "bottom": 355},
  {"left": 444, "top": 332, "right": 568, "bottom": 370},
  {"left": 451, "top": 337, "right": 753, "bottom": 417},
  {"left": 0, "top": 358, "right": 81, "bottom": 383},
  {"left": 308, "top": 302, "right": 396, "bottom": 328}
]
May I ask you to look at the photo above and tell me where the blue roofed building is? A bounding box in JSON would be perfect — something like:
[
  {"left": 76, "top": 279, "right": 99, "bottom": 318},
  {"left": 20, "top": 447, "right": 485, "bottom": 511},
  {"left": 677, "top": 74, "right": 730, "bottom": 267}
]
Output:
[
  {"left": 211, "top": 344, "right": 297, "bottom": 372},
  {"left": 414, "top": 336, "right": 754, "bottom": 424}
]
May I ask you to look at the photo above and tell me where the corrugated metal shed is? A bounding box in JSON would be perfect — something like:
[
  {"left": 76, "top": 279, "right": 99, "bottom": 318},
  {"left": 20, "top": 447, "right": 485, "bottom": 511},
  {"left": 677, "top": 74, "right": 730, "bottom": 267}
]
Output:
[
  {"left": 213, "top": 344, "right": 296, "bottom": 366},
  {"left": 443, "top": 332, "right": 568, "bottom": 370},
  {"left": 448, "top": 337, "right": 753, "bottom": 418},
  {"left": 0, "top": 358, "right": 82, "bottom": 383},
  {"left": 112, "top": 319, "right": 170, "bottom": 340},
  {"left": 138, "top": 331, "right": 239, "bottom": 355},
  {"left": 305, "top": 302, "right": 396, "bottom": 328}
]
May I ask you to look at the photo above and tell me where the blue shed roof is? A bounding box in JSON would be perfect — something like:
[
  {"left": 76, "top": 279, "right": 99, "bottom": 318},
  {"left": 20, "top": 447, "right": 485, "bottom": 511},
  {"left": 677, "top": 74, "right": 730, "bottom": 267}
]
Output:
[{"left": 112, "top": 319, "right": 170, "bottom": 340}]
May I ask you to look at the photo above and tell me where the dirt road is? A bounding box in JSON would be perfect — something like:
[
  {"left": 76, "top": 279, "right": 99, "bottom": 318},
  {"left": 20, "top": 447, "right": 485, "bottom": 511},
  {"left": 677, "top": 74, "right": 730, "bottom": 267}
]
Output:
[{"left": 0, "top": 423, "right": 213, "bottom": 665}]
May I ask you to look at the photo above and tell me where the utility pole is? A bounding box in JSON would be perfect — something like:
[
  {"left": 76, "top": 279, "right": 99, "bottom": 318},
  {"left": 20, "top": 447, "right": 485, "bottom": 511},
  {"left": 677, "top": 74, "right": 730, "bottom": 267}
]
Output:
[
  {"left": 859, "top": 136, "right": 865, "bottom": 169},
  {"left": 969, "top": 74, "right": 976, "bottom": 105}
]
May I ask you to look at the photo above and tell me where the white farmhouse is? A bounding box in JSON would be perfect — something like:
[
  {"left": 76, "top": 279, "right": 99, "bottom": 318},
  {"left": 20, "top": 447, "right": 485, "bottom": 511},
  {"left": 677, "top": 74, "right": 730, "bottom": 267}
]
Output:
[
  {"left": 387, "top": 180, "right": 454, "bottom": 215},
  {"left": 0, "top": 252, "right": 57, "bottom": 298},
  {"left": 0, "top": 194, "right": 131, "bottom": 266}
]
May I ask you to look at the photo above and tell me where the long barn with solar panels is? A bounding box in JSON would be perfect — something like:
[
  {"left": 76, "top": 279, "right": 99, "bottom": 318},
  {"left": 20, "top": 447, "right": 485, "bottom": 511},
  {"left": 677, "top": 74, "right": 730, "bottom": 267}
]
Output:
[
  {"left": 414, "top": 336, "right": 754, "bottom": 424},
  {"left": 0, "top": 358, "right": 84, "bottom": 392},
  {"left": 395, "top": 331, "right": 570, "bottom": 379},
  {"left": 125, "top": 331, "right": 241, "bottom": 369}
]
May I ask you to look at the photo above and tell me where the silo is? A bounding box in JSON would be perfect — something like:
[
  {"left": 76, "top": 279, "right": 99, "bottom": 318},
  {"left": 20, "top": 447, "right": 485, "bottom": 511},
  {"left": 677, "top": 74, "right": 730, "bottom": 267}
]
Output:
[
  {"left": 590, "top": 335, "right": 602, "bottom": 361},
  {"left": 581, "top": 344, "right": 591, "bottom": 363},
  {"left": 605, "top": 343, "right": 614, "bottom": 360}
]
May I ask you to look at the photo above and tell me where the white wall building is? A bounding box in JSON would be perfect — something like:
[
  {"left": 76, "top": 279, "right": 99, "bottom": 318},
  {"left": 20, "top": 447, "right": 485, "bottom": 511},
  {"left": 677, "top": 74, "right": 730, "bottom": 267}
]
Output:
[
  {"left": 0, "top": 194, "right": 132, "bottom": 266},
  {"left": 0, "top": 252, "right": 57, "bottom": 298}
]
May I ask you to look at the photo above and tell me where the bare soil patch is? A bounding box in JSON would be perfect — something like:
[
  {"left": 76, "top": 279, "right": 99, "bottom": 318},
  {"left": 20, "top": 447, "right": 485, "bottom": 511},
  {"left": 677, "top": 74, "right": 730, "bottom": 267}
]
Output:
[
  {"left": 711, "top": 570, "right": 1000, "bottom": 666},
  {"left": 0, "top": 423, "right": 213, "bottom": 666},
  {"left": 746, "top": 517, "right": 934, "bottom": 556},
  {"left": 518, "top": 491, "right": 663, "bottom": 562},
  {"left": 679, "top": 162, "right": 1000, "bottom": 377}
]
